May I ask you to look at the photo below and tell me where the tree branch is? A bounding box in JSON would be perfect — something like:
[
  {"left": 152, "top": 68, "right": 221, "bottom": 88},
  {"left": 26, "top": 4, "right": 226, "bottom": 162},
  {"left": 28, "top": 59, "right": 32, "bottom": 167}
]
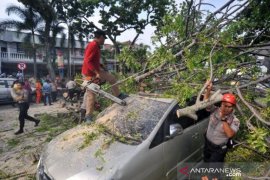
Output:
[
  {"left": 236, "top": 87, "right": 270, "bottom": 126},
  {"left": 177, "top": 90, "right": 223, "bottom": 120},
  {"left": 198, "top": 0, "right": 235, "bottom": 32},
  {"left": 196, "top": 41, "right": 218, "bottom": 103}
]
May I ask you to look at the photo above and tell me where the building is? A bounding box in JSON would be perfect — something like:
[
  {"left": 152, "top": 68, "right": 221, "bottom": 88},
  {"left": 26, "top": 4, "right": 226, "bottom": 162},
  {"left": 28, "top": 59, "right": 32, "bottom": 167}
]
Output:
[{"left": 0, "top": 30, "right": 119, "bottom": 77}]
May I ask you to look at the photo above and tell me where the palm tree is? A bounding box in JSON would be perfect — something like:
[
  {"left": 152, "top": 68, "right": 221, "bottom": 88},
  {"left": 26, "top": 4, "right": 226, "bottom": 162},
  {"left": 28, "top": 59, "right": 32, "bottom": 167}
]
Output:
[{"left": 0, "top": 5, "right": 43, "bottom": 79}]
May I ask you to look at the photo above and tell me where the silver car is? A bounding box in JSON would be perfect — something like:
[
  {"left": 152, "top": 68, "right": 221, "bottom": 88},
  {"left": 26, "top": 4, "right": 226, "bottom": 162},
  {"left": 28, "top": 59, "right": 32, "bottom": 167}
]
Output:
[
  {"left": 37, "top": 95, "right": 210, "bottom": 180},
  {"left": 0, "top": 78, "right": 16, "bottom": 104}
]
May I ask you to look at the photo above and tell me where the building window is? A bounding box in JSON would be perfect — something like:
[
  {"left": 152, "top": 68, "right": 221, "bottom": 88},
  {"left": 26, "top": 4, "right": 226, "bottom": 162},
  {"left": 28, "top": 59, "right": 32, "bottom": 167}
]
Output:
[
  {"left": 17, "top": 43, "right": 24, "bottom": 53},
  {"left": 1, "top": 47, "right": 7, "bottom": 52},
  {"left": 80, "top": 49, "right": 84, "bottom": 56}
]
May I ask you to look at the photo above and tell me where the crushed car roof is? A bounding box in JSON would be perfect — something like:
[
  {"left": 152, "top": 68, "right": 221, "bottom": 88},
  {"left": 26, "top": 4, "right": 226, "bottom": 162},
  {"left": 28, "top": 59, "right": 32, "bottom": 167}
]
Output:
[{"left": 96, "top": 95, "right": 175, "bottom": 144}]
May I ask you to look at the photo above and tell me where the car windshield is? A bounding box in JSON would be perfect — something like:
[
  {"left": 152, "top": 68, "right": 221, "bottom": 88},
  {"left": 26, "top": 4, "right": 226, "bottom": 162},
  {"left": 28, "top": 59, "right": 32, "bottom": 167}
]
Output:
[{"left": 96, "top": 96, "right": 171, "bottom": 145}]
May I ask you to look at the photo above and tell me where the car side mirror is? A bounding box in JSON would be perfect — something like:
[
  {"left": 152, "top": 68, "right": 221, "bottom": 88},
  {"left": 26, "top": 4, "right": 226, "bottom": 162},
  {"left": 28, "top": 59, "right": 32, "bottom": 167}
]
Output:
[{"left": 165, "top": 124, "right": 183, "bottom": 140}]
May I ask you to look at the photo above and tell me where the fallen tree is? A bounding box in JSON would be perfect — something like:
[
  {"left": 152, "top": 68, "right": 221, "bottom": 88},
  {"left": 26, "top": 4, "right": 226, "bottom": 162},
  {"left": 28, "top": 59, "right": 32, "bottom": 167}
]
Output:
[{"left": 114, "top": 0, "right": 270, "bottom": 156}]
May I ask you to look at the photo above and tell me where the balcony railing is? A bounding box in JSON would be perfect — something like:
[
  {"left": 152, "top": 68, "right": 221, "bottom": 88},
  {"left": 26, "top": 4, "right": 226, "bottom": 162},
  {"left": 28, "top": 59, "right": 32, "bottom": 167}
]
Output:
[{"left": 0, "top": 52, "right": 83, "bottom": 65}]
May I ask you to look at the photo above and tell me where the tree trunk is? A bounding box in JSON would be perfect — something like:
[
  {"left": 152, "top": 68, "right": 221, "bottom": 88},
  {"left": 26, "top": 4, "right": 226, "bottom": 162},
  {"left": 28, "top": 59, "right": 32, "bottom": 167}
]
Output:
[
  {"left": 67, "top": 25, "right": 71, "bottom": 79},
  {"left": 44, "top": 21, "right": 55, "bottom": 80},
  {"left": 31, "top": 31, "right": 37, "bottom": 79},
  {"left": 111, "top": 40, "right": 123, "bottom": 73}
]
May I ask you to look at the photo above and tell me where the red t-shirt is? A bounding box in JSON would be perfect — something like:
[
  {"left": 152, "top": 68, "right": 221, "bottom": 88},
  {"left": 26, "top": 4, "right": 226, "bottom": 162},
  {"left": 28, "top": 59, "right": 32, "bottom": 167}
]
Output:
[{"left": 81, "top": 41, "right": 101, "bottom": 77}]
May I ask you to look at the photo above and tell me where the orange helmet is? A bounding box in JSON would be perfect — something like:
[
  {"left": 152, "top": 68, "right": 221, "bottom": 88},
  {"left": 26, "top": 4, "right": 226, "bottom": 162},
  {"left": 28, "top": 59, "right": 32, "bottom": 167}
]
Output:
[{"left": 222, "top": 93, "right": 236, "bottom": 105}]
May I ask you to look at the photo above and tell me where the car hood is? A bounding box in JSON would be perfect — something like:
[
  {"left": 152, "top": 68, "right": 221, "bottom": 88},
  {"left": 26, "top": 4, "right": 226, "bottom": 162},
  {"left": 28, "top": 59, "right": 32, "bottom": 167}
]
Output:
[{"left": 42, "top": 124, "right": 138, "bottom": 180}]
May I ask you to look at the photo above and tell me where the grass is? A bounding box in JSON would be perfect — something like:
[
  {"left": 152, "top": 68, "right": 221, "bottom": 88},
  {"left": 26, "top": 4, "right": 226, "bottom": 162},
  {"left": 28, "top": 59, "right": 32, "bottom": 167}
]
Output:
[
  {"left": 101, "top": 137, "right": 115, "bottom": 150},
  {"left": 7, "top": 138, "right": 20, "bottom": 148},
  {"left": 126, "top": 111, "right": 139, "bottom": 120},
  {"left": 0, "top": 170, "right": 10, "bottom": 179},
  {"left": 36, "top": 113, "right": 77, "bottom": 142},
  {"left": 94, "top": 148, "right": 105, "bottom": 163},
  {"left": 96, "top": 165, "right": 104, "bottom": 171},
  {"left": 78, "top": 132, "right": 99, "bottom": 150}
]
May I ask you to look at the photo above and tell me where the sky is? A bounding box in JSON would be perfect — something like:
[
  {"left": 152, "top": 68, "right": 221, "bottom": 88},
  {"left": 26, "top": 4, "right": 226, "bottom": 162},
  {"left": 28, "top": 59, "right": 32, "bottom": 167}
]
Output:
[{"left": 0, "top": 0, "right": 225, "bottom": 50}]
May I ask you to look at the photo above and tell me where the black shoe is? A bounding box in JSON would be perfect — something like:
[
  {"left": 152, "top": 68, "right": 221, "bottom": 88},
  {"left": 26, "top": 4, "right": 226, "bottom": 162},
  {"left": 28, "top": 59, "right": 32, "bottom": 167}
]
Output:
[
  {"left": 80, "top": 109, "right": 86, "bottom": 123},
  {"left": 35, "top": 119, "right": 40, "bottom": 127},
  {"left": 44, "top": 104, "right": 47, "bottom": 106},
  {"left": 118, "top": 93, "right": 129, "bottom": 100},
  {"left": 49, "top": 104, "right": 53, "bottom": 106},
  {"left": 15, "top": 129, "right": 24, "bottom": 135}
]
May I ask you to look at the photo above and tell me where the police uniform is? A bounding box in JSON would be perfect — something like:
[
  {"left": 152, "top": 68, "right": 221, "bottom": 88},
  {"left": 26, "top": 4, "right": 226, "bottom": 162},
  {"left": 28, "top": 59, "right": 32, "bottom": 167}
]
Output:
[{"left": 204, "top": 107, "right": 240, "bottom": 162}]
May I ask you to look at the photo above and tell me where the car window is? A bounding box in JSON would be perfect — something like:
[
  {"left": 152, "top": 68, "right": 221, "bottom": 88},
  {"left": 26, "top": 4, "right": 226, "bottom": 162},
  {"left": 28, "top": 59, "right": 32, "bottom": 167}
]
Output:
[
  {"left": 0, "top": 80, "right": 6, "bottom": 88},
  {"left": 150, "top": 105, "right": 199, "bottom": 149},
  {"left": 196, "top": 109, "right": 211, "bottom": 122},
  {"left": 149, "top": 121, "right": 165, "bottom": 149},
  {"left": 165, "top": 105, "right": 195, "bottom": 135}
]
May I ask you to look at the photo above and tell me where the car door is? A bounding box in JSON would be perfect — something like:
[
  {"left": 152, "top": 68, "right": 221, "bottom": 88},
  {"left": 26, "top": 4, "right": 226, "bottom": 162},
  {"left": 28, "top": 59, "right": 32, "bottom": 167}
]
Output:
[
  {"left": 119, "top": 119, "right": 167, "bottom": 180},
  {"left": 6, "top": 80, "right": 15, "bottom": 100},
  {"left": 0, "top": 79, "right": 8, "bottom": 101},
  {"left": 162, "top": 106, "right": 202, "bottom": 180}
]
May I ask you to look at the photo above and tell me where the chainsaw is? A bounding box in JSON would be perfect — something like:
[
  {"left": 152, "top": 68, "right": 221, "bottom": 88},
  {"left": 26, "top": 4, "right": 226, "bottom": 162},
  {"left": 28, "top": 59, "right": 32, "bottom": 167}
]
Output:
[{"left": 81, "top": 78, "right": 127, "bottom": 106}]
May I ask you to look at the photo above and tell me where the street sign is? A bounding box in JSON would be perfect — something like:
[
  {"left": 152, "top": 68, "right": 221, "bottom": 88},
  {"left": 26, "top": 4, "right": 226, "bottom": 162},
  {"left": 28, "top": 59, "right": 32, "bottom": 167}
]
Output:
[{"left": 17, "top": 62, "right": 27, "bottom": 70}]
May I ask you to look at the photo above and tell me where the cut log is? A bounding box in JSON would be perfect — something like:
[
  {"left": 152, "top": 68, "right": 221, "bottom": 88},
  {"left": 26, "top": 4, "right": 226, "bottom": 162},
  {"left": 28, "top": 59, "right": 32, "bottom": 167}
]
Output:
[{"left": 177, "top": 90, "right": 223, "bottom": 120}]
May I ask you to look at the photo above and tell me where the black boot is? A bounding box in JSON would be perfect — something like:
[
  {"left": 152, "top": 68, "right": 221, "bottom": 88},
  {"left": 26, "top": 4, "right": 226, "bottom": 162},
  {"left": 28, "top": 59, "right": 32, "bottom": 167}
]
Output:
[
  {"left": 35, "top": 119, "right": 40, "bottom": 127},
  {"left": 118, "top": 93, "right": 129, "bottom": 100},
  {"left": 15, "top": 129, "right": 24, "bottom": 135},
  {"left": 80, "top": 109, "right": 86, "bottom": 123}
]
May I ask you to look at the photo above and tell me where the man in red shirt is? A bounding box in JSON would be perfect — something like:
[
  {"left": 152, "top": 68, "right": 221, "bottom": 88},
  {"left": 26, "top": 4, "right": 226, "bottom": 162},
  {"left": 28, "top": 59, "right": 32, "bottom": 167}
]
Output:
[{"left": 82, "top": 30, "right": 124, "bottom": 122}]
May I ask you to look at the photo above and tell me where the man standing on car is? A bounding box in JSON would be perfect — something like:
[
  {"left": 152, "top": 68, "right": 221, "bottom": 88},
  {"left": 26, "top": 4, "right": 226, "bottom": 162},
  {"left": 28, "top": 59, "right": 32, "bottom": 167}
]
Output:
[
  {"left": 203, "top": 80, "right": 240, "bottom": 162},
  {"left": 11, "top": 81, "right": 40, "bottom": 135},
  {"left": 81, "top": 30, "right": 126, "bottom": 122}
]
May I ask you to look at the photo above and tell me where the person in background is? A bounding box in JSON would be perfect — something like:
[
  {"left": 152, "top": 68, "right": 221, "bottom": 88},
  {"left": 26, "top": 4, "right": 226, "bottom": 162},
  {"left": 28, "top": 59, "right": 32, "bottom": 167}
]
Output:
[
  {"left": 23, "top": 79, "right": 32, "bottom": 103},
  {"left": 10, "top": 81, "right": 40, "bottom": 135},
  {"left": 61, "top": 79, "right": 66, "bottom": 88},
  {"left": 41, "top": 77, "right": 46, "bottom": 84},
  {"left": 35, "top": 79, "right": 42, "bottom": 104},
  {"left": 66, "top": 77, "right": 77, "bottom": 101},
  {"left": 16, "top": 71, "right": 23, "bottom": 82},
  {"left": 55, "top": 76, "right": 61, "bottom": 88},
  {"left": 42, "top": 79, "right": 52, "bottom": 106},
  {"left": 51, "top": 81, "right": 58, "bottom": 102}
]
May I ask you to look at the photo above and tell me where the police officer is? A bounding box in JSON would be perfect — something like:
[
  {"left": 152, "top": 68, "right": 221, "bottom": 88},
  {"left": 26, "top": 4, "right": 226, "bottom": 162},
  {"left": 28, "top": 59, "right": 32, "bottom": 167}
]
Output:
[
  {"left": 201, "top": 81, "right": 240, "bottom": 179},
  {"left": 203, "top": 80, "right": 240, "bottom": 162},
  {"left": 11, "top": 81, "right": 40, "bottom": 135}
]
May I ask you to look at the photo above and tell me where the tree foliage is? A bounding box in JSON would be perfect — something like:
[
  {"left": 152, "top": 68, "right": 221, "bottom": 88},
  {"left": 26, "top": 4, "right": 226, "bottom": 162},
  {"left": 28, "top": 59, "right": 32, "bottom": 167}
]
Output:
[{"left": 130, "top": 0, "right": 270, "bottom": 157}]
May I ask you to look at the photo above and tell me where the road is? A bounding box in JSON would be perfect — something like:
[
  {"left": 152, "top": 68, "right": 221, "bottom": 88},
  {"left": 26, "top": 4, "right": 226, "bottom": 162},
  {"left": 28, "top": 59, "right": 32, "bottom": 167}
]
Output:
[{"left": 0, "top": 102, "right": 69, "bottom": 179}]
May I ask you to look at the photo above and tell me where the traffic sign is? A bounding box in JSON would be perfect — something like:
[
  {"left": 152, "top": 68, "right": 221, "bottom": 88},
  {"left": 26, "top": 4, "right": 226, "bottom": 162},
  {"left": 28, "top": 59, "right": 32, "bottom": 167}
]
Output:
[{"left": 17, "top": 62, "right": 27, "bottom": 70}]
